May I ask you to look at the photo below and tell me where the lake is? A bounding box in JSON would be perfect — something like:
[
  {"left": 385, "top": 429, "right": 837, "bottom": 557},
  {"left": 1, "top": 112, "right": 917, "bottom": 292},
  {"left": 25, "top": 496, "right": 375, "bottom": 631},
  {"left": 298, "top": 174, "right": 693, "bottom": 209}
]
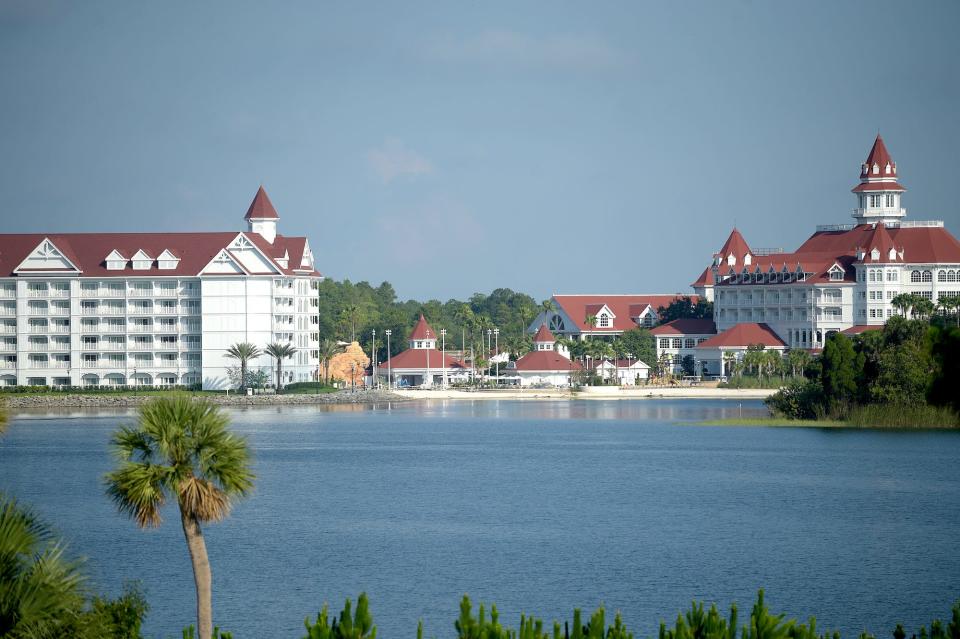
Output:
[{"left": 1, "top": 399, "right": 959, "bottom": 638}]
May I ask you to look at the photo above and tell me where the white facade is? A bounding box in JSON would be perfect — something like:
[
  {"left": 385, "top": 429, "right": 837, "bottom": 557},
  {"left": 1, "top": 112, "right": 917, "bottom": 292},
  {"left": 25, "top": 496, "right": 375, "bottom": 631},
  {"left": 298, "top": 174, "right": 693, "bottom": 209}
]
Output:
[{"left": 0, "top": 188, "right": 322, "bottom": 389}]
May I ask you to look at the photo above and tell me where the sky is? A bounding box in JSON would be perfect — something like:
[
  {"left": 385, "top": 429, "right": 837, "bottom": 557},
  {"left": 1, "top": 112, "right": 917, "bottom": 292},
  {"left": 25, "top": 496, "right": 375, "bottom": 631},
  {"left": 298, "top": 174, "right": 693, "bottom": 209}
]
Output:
[{"left": 1, "top": 1, "right": 959, "bottom": 302}]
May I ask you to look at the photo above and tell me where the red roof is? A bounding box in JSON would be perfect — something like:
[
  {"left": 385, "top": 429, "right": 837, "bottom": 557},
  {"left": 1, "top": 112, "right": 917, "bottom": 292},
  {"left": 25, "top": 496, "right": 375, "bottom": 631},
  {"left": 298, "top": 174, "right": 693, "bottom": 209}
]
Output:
[
  {"left": 552, "top": 294, "right": 695, "bottom": 332},
  {"left": 514, "top": 350, "right": 582, "bottom": 372},
  {"left": 378, "top": 348, "right": 465, "bottom": 370},
  {"left": 532, "top": 324, "right": 555, "bottom": 343},
  {"left": 798, "top": 224, "right": 960, "bottom": 264},
  {"left": 244, "top": 186, "right": 280, "bottom": 220},
  {"left": 860, "top": 134, "right": 896, "bottom": 179},
  {"left": 695, "top": 323, "right": 787, "bottom": 349},
  {"left": 690, "top": 266, "right": 712, "bottom": 287},
  {"left": 852, "top": 181, "right": 905, "bottom": 193},
  {"left": 0, "top": 232, "right": 321, "bottom": 278},
  {"left": 715, "top": 228, "right": 752, "bottom": 264},
  {"left": 858, "top": 223, "right": 900, "bottom": 263},
  {"left": 841, "top": 325, "right": 880, "bottom": 336},
  {"left": 650, "top": 319, "right": 717, "bottom": 336},
  {"left": 408, "top": 314, "right": 435, "bottom": 341}
]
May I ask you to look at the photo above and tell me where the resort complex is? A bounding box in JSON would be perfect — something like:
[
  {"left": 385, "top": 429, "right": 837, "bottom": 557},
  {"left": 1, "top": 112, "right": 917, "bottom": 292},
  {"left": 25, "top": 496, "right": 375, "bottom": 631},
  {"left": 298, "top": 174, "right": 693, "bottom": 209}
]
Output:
[{"left": 0, "top": 187, "right": 322, "bottom": 389}]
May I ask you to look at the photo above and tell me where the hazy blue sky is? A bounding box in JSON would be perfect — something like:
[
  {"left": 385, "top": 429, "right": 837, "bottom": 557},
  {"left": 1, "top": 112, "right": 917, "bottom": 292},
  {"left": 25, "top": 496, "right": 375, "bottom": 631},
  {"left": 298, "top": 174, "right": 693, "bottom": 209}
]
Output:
[{"left": 2, "top": 1, "right": 959, "bottom": 301}]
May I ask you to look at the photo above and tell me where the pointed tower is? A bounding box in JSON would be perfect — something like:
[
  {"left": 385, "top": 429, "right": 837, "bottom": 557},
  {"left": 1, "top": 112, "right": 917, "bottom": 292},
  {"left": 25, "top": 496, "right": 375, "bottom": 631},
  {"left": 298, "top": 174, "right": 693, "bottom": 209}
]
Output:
[
  {"left": 245, "top": 186, "right": 280, "bottom": 243},
  {"left": 856, "top": 222, "right": 902, "bottom": 264},
  {"left": 852, "top": 135, "right": 906, "bottom": 225},
  {"left": 407, "top": 314, "right": 436, "bottom": 349},
  {"left": 713, "top": 228, "right": 752, "bottom": 269}
]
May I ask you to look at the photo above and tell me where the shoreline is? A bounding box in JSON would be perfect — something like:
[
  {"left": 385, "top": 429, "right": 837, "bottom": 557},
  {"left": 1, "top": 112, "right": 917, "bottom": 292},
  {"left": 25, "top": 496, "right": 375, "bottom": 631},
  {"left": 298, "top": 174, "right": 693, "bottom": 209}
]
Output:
[{"left": 0, "top": 386, "right": 776, "bottom": 413}]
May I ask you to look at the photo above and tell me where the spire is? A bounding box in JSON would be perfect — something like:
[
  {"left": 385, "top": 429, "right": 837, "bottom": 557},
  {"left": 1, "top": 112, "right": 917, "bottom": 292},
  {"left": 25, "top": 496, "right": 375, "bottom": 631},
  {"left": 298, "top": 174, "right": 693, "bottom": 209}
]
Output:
[
  {"left": 532, "top": 324, "right": 555, "bottom": 343},
  {"left": 714, "top": 228, "right": 752, "bottom": 268},
  {"left": 408, "top": 314, "right": 436, "bottom": 343},
  {"left": 852, "top": 135, "right": 906, "bottom": 224},
  {"left": 860, "top": 135, "right": 896, "bottom": 179},
  {"left": 244, "top": 186, "right": 280, "bottom": 220}
]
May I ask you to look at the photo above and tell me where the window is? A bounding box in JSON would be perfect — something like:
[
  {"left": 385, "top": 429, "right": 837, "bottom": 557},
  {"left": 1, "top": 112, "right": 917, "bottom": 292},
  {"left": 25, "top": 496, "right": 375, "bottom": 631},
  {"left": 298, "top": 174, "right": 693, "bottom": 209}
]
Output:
[
  {"left": 911, "top": 271, "right": 921, "bottom": 283},
  {"left": 885, "top": 193, "right": 895, "bottom": 207},
  {"left": 672, "top": 338, "right": 682, "bottom": 349},
  {"left": 870, "top": 195, "right": 881, "bottom": 207},
  {"left": 949, "top": 271, "right": 958, "bottom": 283},
  {"left": 684, "top": 339, "right": 695, "bottom": 348},
  {"left": 829, "top": 268, "right": 844, "bottom": 281},
  {"left": 598, "top": 314, "right": 610, "bottom": 328},
  {"left": 887, "top": 270, "right": 898, "bottom": 282},
  {"left": 922, "top": 271, "right": 932, "bottom": 283},
  {"left": 939, "top": 271, "right": 947, "bottom": 282}
]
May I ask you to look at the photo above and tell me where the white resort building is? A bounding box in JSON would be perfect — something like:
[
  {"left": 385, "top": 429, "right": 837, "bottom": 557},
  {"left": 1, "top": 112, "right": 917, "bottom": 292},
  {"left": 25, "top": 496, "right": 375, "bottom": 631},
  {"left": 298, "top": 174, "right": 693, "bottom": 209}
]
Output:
[
  {"left": 507, "top": 324, "right": 582, "bottom": 387},
  {"left": 0, "top": 187, "right": 322, "bottom": 389},
  {"left": 659, "top": 135, "right": 960, "bottom": 376},
  {"left": 528, "top": 294, "right": 695, "bottom": 340}
]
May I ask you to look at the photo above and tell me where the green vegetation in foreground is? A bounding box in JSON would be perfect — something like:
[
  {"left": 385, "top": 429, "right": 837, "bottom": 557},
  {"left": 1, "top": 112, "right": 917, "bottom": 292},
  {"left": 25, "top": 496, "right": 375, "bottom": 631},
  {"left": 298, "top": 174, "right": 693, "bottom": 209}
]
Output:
[
  {"left": 105, "top": 396, "right": 254, "bottom": 639},
  {"left": 283, "top": 381, "right": 339, "bottom": 394},
  {"left": 697, "top": 417, "right": 847, "bottom": 428}
]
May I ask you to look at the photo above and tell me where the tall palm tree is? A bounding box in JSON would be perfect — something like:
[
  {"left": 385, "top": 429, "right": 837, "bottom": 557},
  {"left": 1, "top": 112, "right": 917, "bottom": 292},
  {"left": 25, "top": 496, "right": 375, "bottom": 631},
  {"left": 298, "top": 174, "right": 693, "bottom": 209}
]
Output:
[
  {"left": 0, "top": 400, "right": 7, "bottom": 436},
  {"left": 105, "top": 396, "right": 254, "bottom": 639},
  {"left": 0, "top": 494, "right": 85, "bottom": 637},
  {"left": 890, "top": 293, "right": 916, "bottom": 318},
  {"left": 317, "top": 338, "right": 341, "bottom": 385},
  {"left": 265, "top": 342, "right": 297, "bottom": 392},
  {"left": 339, "top": 304, "right": 362, "bottom": 342},
  {"left": 225, "top": 342, "right": 262, "bottom": 391}
]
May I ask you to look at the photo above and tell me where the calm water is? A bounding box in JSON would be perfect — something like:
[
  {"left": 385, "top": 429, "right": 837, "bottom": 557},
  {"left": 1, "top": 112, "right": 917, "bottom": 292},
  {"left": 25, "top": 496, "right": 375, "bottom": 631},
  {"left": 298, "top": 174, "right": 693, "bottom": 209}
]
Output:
[{"left": 1, "top": 400, "right": 959, "bottom": 638}]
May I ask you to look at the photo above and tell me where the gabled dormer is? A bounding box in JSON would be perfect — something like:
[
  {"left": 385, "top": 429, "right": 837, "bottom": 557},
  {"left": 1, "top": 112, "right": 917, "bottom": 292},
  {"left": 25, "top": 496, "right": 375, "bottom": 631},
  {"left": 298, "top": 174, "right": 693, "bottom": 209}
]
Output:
[
  {"left": 104, "top": 250, "right": 128, "bottom": 271},
  {"left": 157, "top": 249, "right": 179, "bottom": 270},
  {"left": 827, "top": 263, "right": 846, "bottom": 281},
  {"left": 131, "top": 249, "right": 153, "bottom": 270}
]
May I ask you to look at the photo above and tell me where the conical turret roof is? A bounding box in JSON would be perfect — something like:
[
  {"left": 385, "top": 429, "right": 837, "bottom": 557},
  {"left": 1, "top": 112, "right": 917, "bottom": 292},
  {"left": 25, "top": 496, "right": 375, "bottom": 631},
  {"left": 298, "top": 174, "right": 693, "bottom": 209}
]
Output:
[{"left": 244, "top": 186, "right": 280, "bottom": 220}]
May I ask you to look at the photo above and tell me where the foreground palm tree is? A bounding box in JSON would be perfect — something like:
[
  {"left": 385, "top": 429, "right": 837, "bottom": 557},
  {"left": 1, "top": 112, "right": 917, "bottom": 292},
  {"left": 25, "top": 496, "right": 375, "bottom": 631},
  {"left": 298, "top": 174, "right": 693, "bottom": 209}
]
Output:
[
  {"left": 225, "top": 342, "right": 262, "bottom": 391},
  {"left": 105, "top": 396, "right": 253, "bottom": 639},
  {"left": 265, "top": 342, "right": 297, "bottom": 392},
  {"left": 0, "top": 494, "right": 85, "bottom": 637},
  {"left": 317, "top": 338, "right": 341, "bottom": 385}
]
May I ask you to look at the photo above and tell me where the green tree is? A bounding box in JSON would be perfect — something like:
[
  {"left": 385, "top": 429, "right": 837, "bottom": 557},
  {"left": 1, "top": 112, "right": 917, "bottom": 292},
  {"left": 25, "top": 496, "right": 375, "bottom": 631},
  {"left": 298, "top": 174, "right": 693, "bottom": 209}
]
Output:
[
  {"left": 105, "top": 396, "right": 254, "bottom": 639},
  {"left": 891, "top": 293, "right": 918, "bottom": 318},
  {"left": 820, "top": 333, "right": 861, "bottom": 410},
  {"left": 318, "top": 339, "right": 341, "bottom": 385},
  {"left": 225, "top": 342, "right": 262, "bottom": 391},
  {"left": 785, "top": 349, "right": 811, "bottom": 378},
  {"left": 620, "top": 328, "right": 657, "bottom": 367},
  {"left": 0, "top": 400, "right": 7, "bottom": 436},
  {"left": 656, "top": 296, "right": 714, "bottom": 322},
  {"left": 265, "top": 342, "right": 297, "bottom": 391}
]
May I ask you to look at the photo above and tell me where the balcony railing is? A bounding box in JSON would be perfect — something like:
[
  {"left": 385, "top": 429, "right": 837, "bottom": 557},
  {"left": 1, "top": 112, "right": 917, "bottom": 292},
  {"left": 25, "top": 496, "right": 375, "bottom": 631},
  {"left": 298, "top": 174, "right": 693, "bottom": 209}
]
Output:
[
  {"left": 0, "top": 308, "right": 18, "bottom": 317},
  {"left": 128, "top": 325, "right": 153, "bottom": 333},
  {"left": 26, "top": 288, "right": 49, "bottom": 298},
  {"left": 0, "top": 361, "right": 17, "bottom": 369},
  {"left": 0, "top": 289, "right": 16, "bottom": 299}
]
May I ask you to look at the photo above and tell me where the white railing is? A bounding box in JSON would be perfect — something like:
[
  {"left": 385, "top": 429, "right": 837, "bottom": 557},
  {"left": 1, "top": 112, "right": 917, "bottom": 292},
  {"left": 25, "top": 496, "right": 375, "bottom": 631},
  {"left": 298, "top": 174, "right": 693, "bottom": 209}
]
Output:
[
  {"left": 49, "top": 307, "right": 70, "bottom": 316},
  {"left": 26, "top": 360, "right": 49, "bottom": 368},
  {"left": 0, "top": 307, "right": 18, "bottom": 317},
  {"left": 0, "top": 289, "right": 16, "bottom": 299},
  {"left": 49, "top": 288, "right": 70, "bottom": 298},
  {"left": 179, "top": 306, "right": 200, "bottom": 314},
  {"left": 27, "top": 343, "right": 50, "bottom": 352},
  {"left": 101, "top": 288, "right": 125, "bottom": 298},
  {"left": 26, "top": 288, "right": 49, "bottom": 297},
  {"left": 127, "top": 288, "right": 153, "bottom": 297},
  {"left": 894, "top": 220, "right": 944, "bottom": 228},
  {"left": 128, "top": 306, "right": 153, "bottom": 315},
  {"left": 154, "top": 307, "right": 178, "bottom": 315},
  {"left": 753, "top": 248, "right": 785, "bottom": 256},
  {"left": 99, "top": 306, "right": 125, "bottom": 315},
  {"left": 48, "top": 326, "right": 70, "bottom": 334},
  {"left": 0, "top": 343, "right": 16, "bottom": 352},
  {"left": 128, "top": 325, "right": 153, "bottom": 333},
  {"left": 817, "top": 224, "right": 856, "bottom": 232},
  {"left": 0, "top": 361, "right": 16, "bottom": 369},
  {"left": 27, "top": 326, "right": 49, "bottom": 334}
]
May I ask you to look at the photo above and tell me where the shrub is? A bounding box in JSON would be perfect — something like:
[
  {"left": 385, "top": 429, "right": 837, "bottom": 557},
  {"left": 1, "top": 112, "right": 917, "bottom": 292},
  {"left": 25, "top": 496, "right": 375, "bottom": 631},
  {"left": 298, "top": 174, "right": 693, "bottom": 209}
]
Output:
[{"left": 846, "top": 404, "right": 960, "bottom": 429}]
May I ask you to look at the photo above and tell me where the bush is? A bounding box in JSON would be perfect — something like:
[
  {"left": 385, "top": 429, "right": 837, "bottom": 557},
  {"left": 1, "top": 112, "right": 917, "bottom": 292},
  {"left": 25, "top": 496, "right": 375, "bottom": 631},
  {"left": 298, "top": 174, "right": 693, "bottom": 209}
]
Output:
[
  {"left": 765, "top": 379, "right": 826, "bottom": 419},
  {"left": 284, "top": 382, "right": 338, "bottom": 394}
]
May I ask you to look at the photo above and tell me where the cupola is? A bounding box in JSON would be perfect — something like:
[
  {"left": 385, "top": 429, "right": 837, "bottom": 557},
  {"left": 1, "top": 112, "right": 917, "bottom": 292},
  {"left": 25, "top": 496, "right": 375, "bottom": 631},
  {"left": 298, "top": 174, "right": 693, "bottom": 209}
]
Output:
[
  {"left": 245, "top": 186, "right": 280, "bottom": 244},
  {"left": 852, "top": 135, "right": 907, "bottom": 225}
]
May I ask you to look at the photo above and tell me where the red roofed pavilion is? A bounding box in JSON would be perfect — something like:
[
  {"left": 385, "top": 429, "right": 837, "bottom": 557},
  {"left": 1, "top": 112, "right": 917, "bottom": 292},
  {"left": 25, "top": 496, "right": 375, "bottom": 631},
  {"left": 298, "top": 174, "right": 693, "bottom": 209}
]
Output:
[{"left": 378, "top": 314, "right": 467, "bottom": 388}]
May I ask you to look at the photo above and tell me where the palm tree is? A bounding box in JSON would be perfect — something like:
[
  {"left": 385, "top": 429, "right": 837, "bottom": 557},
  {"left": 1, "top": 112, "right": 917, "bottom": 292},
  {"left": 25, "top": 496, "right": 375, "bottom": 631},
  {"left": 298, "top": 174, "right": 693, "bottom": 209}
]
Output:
[
  {"left": 912, "top": 298, "right": 935, "bottom": 321},
  {"left": 339, "top": 304, "right": 362, "bottom": 342},
  {"left": 265, "top": 342, "right": 297, "bottom": 392},
  {"left": 317, "top": 338, "right": 341, "bottom": 385},
  {"left": 890, "top": 293, "right": 916, "bottom": 318},
  {"left": 0, "top": 494, "right": 85, "bottom": 637},
  {"left": 0, "top": 400, "right": 7, "bottom": 436},
  {"left": 940, "top": 294, "right": 960, "bottom": 326},
  {"left": 225, "top": 342, "right": 262, "bottom": 391},
  {"left": 105, "top": 396, "right": 254, "bottom": 639}
]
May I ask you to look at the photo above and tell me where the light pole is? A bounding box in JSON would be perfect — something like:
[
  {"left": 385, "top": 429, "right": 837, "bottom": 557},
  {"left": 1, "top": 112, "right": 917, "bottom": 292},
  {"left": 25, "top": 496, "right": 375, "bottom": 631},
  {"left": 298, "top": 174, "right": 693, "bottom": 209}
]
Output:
[
  {"left": 493, "top": 327, "right": 499, "bottom": 386},
  {"left": 385, "top": 329, "right": 392, "bottom": 389},
  {"left": 425, "top": 328, "right": 431, "bottom": 389},
  {"left": 440, "top": 328, "right": 447, "bottom": 389},
  {"left": 486, "top": 328, "right": 492, "bottom": 385},
  {"left": 371, "top": 329, "right": 376, "bottom": 389}
]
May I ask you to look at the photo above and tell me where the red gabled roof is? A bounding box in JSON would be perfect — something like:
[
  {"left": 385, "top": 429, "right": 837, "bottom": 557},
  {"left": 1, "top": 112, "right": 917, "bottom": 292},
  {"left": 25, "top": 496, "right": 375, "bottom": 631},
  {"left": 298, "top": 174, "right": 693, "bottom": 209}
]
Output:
[
  {"left": 532, "top": 324, "right": 555, "bottom": 343},
  {"left": 649, "top": 319, "right": 717, "bottom": 336},
  {"left": 798, "top": 224, "right": 960, "bottom": 264},
  {"left": 860, "top": 134, "right": 896, "bottom": 179},
  {"left": 715, "top": 228, "right": 752, "bottom": 264},
  {"left": 691, "top": 266, "right": 712, "bottom": 288},
  {"left": 695, "top": 323, "right": 787, "bottom": 349},
  {"left": 514, "top": 350, "right": 582, "bottom": 372},
  {"left": 408, "top": 314, "right": 435, "bottom": 341},
  {"left": 552, "top": 294, "right": 695, "bottom": 332},
  {"left": 858, "top": 222, "right": 900, "bottom": 263},
  {"left": 0, "top": 231, "right": 322, "bottom": 278},
  {"left": 244, "top": 186, "right": 280, "bottom": 220},
  {"left": 378, "top": 348, "right": 465, "bottom": 370}
]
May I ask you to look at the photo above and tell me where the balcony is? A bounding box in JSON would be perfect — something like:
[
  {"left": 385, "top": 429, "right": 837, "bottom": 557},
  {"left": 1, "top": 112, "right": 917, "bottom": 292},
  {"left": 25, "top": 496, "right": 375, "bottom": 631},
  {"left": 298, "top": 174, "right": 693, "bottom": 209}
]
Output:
[
  {"left": 0, "top": 288, "right": 16, "bottom": 299},
  {"left": 26, "top": 359, "right": 50, "bottom": 369},
  {"left": 25, "top": 288, "right": 49, "bottom": 298},
  {"left": 0, "top": 361, "right": 17, "bottom": 369},
  {"left": 49, "top": 306, "right": 70, "bottom": 316},
  {"left": 0, "top": 342, "right": 16, "bottom": 353},
  {"left": 49, "top": 288, "right": 70, "bottom": 298},
  {"left": 99, "top": 306, "right": 125, "bottom": 316},
  {"left": 128, "top": 325, "right": 153, "bottom": 334},
  {"left": 155, "top": 306, "right": 178, "bottom": 315},
  {"left": 0, "top": 307, "right": 18, "bottom": 317}
]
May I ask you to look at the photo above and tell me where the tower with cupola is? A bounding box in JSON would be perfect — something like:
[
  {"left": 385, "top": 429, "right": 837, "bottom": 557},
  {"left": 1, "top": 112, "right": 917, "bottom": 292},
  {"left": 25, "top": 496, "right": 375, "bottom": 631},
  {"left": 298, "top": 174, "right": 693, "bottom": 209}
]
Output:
[{"left": 852, "top": 135, "right": 906, "bottom": 225}]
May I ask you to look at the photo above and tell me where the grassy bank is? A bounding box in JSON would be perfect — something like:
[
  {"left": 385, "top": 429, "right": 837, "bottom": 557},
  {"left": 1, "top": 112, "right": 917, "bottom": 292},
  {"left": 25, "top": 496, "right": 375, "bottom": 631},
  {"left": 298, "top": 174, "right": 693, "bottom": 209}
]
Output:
[
  {"left": 696, "top": 417, "right": 846, "bottom": 428},
  {"left": 701, "top": 404, "right": 960, "bottom": 429}
]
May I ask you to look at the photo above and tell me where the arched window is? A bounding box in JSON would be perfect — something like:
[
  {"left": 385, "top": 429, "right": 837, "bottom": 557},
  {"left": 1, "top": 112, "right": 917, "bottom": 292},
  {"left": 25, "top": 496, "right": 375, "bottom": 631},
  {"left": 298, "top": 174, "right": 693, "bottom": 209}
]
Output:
[
  {"left": 911, "top": 271, "right": 922, "bottom": 283},
  {"left": 939, "top": 270, "right": 947, "bottom": 282},
  {"left": 949, "top": 271, "right": 958, "bottom": 283},
  {"left": 922, "top": 270, "right": 932, "bottom": 283}
]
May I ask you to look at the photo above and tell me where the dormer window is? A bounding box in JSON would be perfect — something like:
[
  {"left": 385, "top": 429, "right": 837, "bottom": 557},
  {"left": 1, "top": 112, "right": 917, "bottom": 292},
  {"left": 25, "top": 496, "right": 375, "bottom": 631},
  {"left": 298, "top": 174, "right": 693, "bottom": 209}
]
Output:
[
  {"left": 829, "top": 265, "right": 845, "bottom": 281},
  {"left": 870, "top": 248, "right": 880, "bottom": 261},
  {"left": 873, "top": 163, "right": 879, "bottom": 174},
  {"left": 157, "top": 249, "right": 179, "bottom": 270},
  {"left": 105, "top": 250, "right": 127, "bottom": 271},
  {"left": 131, "top": 250, "right": 153, "bottom": 270},
  {"left": 598, "top": 314, "right": 610, "bottom": 328}
]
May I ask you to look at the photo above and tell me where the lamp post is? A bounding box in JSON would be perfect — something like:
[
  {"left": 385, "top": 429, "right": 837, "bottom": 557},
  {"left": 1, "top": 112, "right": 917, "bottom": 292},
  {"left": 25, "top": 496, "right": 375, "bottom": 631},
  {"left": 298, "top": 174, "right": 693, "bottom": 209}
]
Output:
[
  {"left": 493, "top": 327, "right": 499, "bottom": 386},
  {"left": 486, "top": 328, "right": 492, "bottom": 385},
  {"left": 385, "top": 329, "right": 392, "bottom": 389},
  {"left": 440, "top": 328, "right": 447, "bottom": 389},
  {"left": 132, "top": 366, "right": 137, "bottom": 391},
  {"left": 371, "top": 329, "right": 376, "bottom": 389}
]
